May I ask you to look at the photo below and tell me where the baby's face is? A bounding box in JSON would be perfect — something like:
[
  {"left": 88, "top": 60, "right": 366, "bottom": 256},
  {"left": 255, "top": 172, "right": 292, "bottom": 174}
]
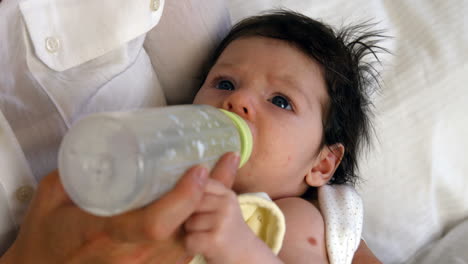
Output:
[{"left": 194, "top": 36, "right": 329, "bottom": 199}]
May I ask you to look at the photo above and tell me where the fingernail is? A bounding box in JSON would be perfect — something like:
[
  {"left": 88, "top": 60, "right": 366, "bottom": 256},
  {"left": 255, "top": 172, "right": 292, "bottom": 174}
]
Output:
[
  {"left": 230, "top": 152, "right": 240, "bottom": 167},
  {"left": 194, "top": 166, "right": 208, "bottom": 186}
]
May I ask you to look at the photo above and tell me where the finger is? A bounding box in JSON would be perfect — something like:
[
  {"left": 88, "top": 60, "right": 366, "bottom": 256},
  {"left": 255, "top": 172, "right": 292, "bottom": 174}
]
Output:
[
  {"left": 32, "top": 170, "right": 73, "bottom": 213},
  {"left": 203, "top": 178, "right": 231, "bottom": 196},
  {"left": 184, "top": 231, "right": 213, "bottom": 257},
  {"left": 184, "top": 212, "right": 217, "bottom": 232},
  {"left": 108, "top": 165, "right": 209, "bottom": 242},
  {"left": 209, "top": 152, "right": 240, "bottom": 189},
  {"left": 193, "top": 189, "right": 230, "bottom": 213},
  {"left": 145, "top": 228, "right": 193, "bottom": 264}
]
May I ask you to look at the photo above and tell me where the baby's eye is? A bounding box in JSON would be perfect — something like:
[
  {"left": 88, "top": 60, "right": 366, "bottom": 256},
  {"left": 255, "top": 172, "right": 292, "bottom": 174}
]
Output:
[
  {"left": 270, "top": 95, "right": 292, "bottom": 110},
  {"left": 215, "top": 79, "right": 235, "bottom": 91}
]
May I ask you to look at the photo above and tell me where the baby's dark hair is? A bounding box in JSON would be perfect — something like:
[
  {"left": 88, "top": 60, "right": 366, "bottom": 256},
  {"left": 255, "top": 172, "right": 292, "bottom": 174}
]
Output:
[{"left": 199, "top": 10, "right": 387, "bottom": 186}]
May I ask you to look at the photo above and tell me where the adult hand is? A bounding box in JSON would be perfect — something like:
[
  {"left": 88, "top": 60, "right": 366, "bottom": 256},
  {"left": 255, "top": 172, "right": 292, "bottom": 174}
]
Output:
[
  {"left": 0, "top": 164, "right": 210, "bottom": 264},
  {"left": 185, "top": 153, "right": 277, "bottom": 264},
  {"left": 184, "top": 153, "right": 248, "bottom": 262}
]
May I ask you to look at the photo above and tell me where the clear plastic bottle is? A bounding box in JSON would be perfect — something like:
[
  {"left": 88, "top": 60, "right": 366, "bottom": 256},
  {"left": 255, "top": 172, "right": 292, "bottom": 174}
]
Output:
[{"left": 58, "top": 105, "right": 252, "bottom": 216}]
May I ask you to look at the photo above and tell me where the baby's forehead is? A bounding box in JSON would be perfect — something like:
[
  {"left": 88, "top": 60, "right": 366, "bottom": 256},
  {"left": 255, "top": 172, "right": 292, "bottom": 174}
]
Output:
[
  {"left": 220, "top": 37, "right": 325, "bottom": 80},
  {"left": 216, "top": 37, "right": 322, "bottom": 71}
]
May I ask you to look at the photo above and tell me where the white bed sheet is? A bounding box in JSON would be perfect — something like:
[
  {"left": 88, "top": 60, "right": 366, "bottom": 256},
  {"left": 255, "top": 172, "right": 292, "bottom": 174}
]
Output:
[{"left": 227, "top": 1, "right": 468, "bottom": 263}]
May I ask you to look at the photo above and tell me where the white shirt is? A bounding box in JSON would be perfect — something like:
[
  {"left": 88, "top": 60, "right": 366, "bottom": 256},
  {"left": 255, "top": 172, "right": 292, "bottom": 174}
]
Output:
[{"left": 0, "top": 0, "right": 231, "bottom": 254}]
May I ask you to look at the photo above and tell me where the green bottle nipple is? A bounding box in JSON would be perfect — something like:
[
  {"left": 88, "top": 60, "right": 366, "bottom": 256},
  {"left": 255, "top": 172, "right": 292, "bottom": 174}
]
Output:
[{"left": 219, "top": 109, "right": 253, "bottom": 168}]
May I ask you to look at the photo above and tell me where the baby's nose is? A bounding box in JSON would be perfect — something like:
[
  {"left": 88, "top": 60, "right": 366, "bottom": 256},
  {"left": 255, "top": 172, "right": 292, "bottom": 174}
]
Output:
[
  {"left": 226, "top": 102, "right": 248, "bottom": 115},
  {"left": 222, "top": 91, "right": 255, "bottom": 120}
]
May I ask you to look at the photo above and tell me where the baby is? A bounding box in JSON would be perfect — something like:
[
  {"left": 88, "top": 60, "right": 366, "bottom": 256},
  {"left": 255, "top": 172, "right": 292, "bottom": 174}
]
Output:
[{"left": 183, "top": 10, "right": 385, "bottom": 264}]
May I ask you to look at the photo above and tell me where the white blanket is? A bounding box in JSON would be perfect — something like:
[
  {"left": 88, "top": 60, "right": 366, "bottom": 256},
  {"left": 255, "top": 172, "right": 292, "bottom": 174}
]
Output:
[{"left": 408, "top": 218, "right": 468, "bottom": 264}]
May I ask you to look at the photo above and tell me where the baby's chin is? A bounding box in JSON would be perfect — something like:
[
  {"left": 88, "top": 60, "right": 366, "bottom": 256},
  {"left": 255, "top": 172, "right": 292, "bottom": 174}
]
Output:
[
  {"left": 231, "top": 180, "right": 252, "bottom": 194},
  {"left": 231, "top": 179, "right": 278, "bottom": 199},
  {"left": 231, "top": 177, "right": 262, "bottom": 195},
  {"left": 231, "top": 171, "right": 281, "bottom": 196}
]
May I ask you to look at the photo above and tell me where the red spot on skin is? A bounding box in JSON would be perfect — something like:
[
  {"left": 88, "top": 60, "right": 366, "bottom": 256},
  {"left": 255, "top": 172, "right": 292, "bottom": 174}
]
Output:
[{"left": 308, "top": 237, "right": 317, "bottom": 246}]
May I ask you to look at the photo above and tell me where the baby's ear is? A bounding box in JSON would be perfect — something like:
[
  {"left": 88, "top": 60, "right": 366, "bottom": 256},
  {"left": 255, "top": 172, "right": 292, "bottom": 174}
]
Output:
[{"left": 305, "top": 144, "right": 344, "bottom": 187}]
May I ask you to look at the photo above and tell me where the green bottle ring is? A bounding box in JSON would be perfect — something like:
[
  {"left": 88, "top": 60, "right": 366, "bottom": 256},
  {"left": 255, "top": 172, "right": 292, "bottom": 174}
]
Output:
[{"left": 219, "top": 109, "right": 253, "bottom": 168}]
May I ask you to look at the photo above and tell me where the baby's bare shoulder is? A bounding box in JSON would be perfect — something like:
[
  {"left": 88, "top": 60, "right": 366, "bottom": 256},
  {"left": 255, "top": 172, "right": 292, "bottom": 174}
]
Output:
[
  {"left": 275, "top": 197, "right": 328, "bottom": 264},
  {"left": 275, "top": 197, "right": 323, "bottom": 224}
]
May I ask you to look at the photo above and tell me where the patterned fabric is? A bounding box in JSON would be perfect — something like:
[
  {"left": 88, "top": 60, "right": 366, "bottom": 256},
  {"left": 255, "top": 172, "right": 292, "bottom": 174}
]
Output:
[{"left": 319, "top": 184, "right": 363, "bottom": 264}]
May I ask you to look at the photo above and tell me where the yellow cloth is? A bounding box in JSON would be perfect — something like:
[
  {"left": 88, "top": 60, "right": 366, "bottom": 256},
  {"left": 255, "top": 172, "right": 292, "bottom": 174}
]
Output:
[{"left": 190, "top": 192, "right": 285, "bottom": 263}]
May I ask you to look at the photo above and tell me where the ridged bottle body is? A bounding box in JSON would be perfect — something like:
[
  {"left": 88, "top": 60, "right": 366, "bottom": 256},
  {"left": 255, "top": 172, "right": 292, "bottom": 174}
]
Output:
[{"left": 58, "top": 105, "right": 248, "bottom": 216}]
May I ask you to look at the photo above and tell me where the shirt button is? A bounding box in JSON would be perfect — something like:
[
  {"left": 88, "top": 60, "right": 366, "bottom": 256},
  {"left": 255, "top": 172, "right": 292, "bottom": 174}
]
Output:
[
  {"left": 45, "top": 37, "right": 61, "bottom": 53},
  {"left": 15, "top": 185, "right": 34, "bottom": 203},
  {"left": 150, "top": 0, "right": 160, "bottom": 11}
]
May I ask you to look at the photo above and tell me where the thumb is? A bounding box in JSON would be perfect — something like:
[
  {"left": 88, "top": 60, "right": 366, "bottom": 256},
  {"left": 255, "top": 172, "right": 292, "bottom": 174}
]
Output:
[
  {"left": 34, "top": 170, "right": 73, "bottom": 212},
  {"left": 108, "top": 165, "right": 209, "bottom": 242},
  {"left": 209, "top": 152, "right": 240, "bottom": 189}
]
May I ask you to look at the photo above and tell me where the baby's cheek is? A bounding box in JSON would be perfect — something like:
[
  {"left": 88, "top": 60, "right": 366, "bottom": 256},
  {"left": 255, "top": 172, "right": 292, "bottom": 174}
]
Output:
[
  {"left": 193, "top": 88, "right": 211, "bottom": 104},
  {"left": 281, "top": 155, "right": 293, "bottom": 167}
]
